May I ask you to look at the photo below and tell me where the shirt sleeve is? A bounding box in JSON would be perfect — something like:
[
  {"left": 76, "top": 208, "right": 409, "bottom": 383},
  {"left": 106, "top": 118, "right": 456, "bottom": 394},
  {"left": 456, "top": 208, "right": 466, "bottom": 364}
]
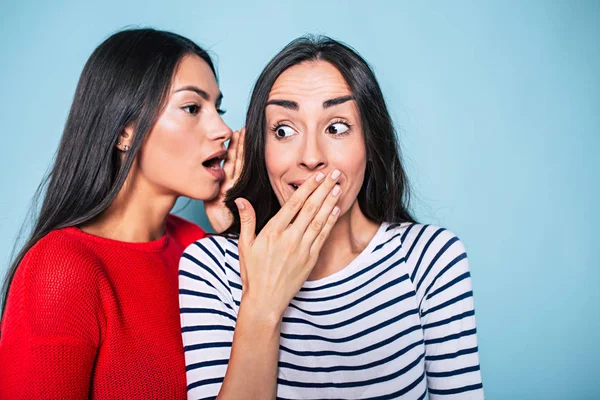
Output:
[
  {"left": 404, "top": 225, "right": 484, "bottom": 399},
  {"left": 179, "top": 236, "right": 237, "bottom": 400},
  {"left": 0, "top": 238, "right": 104, "bottom": 400}
]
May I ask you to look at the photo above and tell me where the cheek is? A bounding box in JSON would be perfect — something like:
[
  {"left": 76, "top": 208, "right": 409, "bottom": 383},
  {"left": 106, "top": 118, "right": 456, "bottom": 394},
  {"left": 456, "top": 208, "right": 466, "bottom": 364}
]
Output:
[
  {"left": 336, "top": 140, "right": 367, "bottom": 209},
  {"left": 265, "top": 140, "right": 290, "bottom": 198},
  {"left": 137, "top": 116, "right": 216, "bottom": 198}
]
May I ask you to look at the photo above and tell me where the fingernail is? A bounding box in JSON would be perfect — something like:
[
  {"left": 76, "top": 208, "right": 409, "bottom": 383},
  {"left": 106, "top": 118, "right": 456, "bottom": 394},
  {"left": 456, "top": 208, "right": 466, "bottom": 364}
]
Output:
[
  {"left": 316, "top": 172, "right": 325, "bottom": 182},
  {"left": 331, "top": 170, "right": 341, "bottom": 180},
  {"left": 332, "top": 206, "right": 340, "bottom": 216},
  {"left": 332, "top": 185, "right": 341, "bottom": 196},
  {"left": 235, "top": 199, "right": 245, "bottom": 210}
]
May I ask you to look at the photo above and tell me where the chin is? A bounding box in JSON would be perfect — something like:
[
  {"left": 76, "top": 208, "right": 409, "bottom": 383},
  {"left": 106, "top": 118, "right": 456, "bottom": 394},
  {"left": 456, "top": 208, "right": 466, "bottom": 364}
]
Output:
[{"left": 183, "top": 186, "right": 220, "bottom": 201}]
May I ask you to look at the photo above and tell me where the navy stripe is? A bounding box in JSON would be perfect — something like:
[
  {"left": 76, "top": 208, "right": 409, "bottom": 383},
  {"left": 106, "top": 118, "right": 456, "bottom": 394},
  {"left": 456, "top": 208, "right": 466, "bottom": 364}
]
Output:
[
  {"left": 299, "top": 243, "right": 404, "bottom": 292},
  {"left": 279, "top": 339, "right": 423, "bottom": 373},
  {"left": 183, "top": 341, "right": 232, "bottom": 352},
  {"left": 181, "top": 253, "right": 230, "bottom": 295},
  {"left": 181, "top": 324, "right": 234, "bottom": 333},
  {"left": 427, "top": 271, "right": 470, "bottom": 300},
  {"left": 400, "top": 222, "right": 417, "bottom": 243},
  {"left": 277, "top": 353, "right": 424, "bottom": 388},
  {"left": 364, "top": 371, "right": 425, "bottom": 400},
  {"left": 408, "top": 225, "right": 432, "bottom": 282},
  {"left": 186, "top": 358, "right": 229, "bottom": 372},
  {"left": 281, "top": 307, "right": 419, "bottom": 343},
  {"left": 425, "top": 346, "right": 478, "bottom": 361},
  {"left": 293, "top": 261, "right": 406, "bottom": 303},
  {"left": 428, "top": 382, "right": 483, "bottom": 395},
  {"left": 278, "top": 372, "right": 426, "bottom": 400},
  {"left": 372, "top": 232, "right": 402, "bottom": 253},
  {"left": 226, "top": 238, "right": 238, "bottom": 247},
  {"left": 208, "top": 236, "right": 225, "bottom": 256},
  {"left": 226, "top": 249, "right": 239, "bottom": 261},
  {"left": 224, "top": 262, "right": 241, "bottom": 277},
  {"left": 427, "top": 364, "right": 480, "bottom": 378},
  {"left": 280, "top": 321, "right": 421, "bottom": 357},
  {"left": 283, "top": 291, "right": 414, "bottom": 330},
  {"left": 415, "top": 236, "right": 459, "bottom": 292},
  {"left": 194, "top": 241, "right": 226, "bottom": 276},
  {"left": 288, "top": 275, "right": 408, "bottom": 316},
  {"left": 420, "top": 291, "right": 473, "bottom": 318},
  {"left": 187, "top": 376, "right": 224, "bottom": 391},
  {"left": 424, "top": 328, "right": 477, "bottom": 346},
  {"left": 419, "top": 253, "right": 468, "bottom": 310},
  {"left": 180, "top": 308, "right": 237, "bottom": 323},
  {"left": 422, "top": 310, "right": 475, "bottom": 330},
  {"left": 229, "top": 280, "right": 242, "bottom": 290},
  {"left": 385, "top": 222, "right": 402, "bottom": 232},
  {"left": 179, "top": 289, "right": 234, "bottom": 311},
  {"left": 178, "top": 270, "right": 219, "bottom": 293}
]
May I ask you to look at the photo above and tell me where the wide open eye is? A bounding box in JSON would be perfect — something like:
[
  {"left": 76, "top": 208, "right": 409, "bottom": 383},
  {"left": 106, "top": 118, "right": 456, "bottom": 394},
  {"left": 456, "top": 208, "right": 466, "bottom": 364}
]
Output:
[
  {"left": 274, "top": 125, "right": 295, "bottom": 139},
  {"left": 327, "top": 122, "right": 350, "bottom": 135}
]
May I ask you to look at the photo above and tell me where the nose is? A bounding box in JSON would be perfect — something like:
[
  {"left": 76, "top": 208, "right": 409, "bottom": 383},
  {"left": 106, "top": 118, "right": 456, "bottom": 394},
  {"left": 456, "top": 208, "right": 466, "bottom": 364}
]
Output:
[
  {"left": 206, "top": 111, "right": 233, "bottom": 143},
  {"left": 299, "top": 132, "right": 327, "bottom": 171}
]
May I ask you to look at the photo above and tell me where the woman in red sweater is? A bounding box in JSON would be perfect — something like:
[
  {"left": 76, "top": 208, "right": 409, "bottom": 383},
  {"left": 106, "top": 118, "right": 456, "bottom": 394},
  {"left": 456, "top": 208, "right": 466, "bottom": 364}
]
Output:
[{"left": 0, "top": 28, "right": 241, "bottom": 399}]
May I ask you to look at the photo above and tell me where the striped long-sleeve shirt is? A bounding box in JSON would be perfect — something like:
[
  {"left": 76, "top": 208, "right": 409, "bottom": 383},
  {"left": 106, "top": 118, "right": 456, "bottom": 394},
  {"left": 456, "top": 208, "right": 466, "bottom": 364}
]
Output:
[{"left": 179, "top": 223, "right": 484, "bottom": 399}]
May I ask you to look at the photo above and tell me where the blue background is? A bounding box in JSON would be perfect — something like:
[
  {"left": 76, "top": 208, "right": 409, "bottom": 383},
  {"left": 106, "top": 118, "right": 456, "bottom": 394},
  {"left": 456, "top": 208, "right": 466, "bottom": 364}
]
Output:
[{"left": 1, "top": 1, "right": 598, "bottom": 398}]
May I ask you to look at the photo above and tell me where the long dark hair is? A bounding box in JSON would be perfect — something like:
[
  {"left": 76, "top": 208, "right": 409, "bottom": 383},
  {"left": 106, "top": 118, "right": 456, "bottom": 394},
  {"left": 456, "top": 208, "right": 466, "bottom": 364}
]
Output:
[
  {"left": 224, "top": 35, "right": 416, "bottom": 236},
  {"left": 1, "top": 28, "right": 217, "bottom": 317}
]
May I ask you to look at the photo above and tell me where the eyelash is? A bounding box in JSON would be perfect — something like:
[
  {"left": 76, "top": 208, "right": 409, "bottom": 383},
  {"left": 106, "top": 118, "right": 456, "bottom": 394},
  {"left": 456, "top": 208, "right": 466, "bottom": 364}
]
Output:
[
  {"left": 182, "top": 104, "right": 227, "bottom": 116},
  {"left": 270, "top": 119, "right": 353, "bottom": 140},
  {"left": 329, "top": 119, "right": 352, "bottom": 137}
]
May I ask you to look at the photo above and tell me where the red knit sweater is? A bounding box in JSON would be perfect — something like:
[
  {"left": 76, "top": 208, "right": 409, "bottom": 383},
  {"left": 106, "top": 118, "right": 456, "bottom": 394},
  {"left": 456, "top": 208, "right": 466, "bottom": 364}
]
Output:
[{"left": 0, "top": 215, "right": 205, "bottom": 399}]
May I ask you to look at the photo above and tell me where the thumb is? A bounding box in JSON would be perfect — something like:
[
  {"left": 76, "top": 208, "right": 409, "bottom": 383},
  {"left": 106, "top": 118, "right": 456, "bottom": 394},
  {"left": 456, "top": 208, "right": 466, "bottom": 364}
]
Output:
[{"left": 235, "top": 198, "right": 256, "bottom": 247}]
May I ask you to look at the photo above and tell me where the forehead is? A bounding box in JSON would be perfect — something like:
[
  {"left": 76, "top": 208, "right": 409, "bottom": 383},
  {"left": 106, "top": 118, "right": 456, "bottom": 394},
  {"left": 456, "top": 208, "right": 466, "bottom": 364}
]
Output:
[
  {"left": 268, "top": 60, "right": 352, "bottom": 100},
  {"left": 171, "top": 54, "right": 219, "bottom": 95}
]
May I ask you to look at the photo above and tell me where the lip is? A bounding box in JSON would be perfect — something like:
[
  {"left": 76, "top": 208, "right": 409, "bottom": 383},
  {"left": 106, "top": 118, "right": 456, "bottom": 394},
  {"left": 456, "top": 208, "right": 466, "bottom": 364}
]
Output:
[
  {"left": 203, "top": 150, "right": 227, "bottom": 164},
  {"left": 203, "top": 149, "right": 227, "bottom": 181}
]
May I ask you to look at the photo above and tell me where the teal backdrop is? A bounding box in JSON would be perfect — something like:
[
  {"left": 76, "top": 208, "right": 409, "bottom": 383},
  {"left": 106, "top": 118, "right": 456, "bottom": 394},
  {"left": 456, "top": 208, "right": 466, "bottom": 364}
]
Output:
[{"left": 1, "top": 1, "right": 598, "bottom": 398}]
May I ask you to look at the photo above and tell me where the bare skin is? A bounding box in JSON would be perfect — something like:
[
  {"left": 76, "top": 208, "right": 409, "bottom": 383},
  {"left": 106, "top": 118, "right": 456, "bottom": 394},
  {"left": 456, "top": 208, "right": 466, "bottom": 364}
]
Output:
[
  {"left": 216, "top": 61, "right": 380, "bottom": 399},
  {"left": 81, "top": 55, "right": 241, "bottom": 240}
]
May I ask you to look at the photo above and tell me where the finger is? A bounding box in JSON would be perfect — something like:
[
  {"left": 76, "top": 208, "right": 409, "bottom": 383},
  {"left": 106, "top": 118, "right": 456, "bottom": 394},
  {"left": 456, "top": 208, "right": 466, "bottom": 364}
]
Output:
[
  {"left": 289, "top": 169, "right": 342, "bottom": 235},
  {"left": 235, "top": 198, "right": 256, "bottom": 248},
  {"left": 223, "top": 130, "right": 240, "bottom": 180},
  {"left": 298, "top": 180, "right": 342, "bottom": 245},
  {"left": 234, "top": 127, "right": 245, "bottom": 179},
  {"left": 269, "top": 171, "right": 327, "bottom": 230},
  {"left": 308, "top": 205, "right": 341, "bottom": 257}
]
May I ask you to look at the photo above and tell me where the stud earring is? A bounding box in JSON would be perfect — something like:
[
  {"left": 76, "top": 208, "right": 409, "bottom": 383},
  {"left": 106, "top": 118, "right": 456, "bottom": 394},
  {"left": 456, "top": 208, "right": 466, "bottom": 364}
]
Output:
[
  {"left": 123, "top": 145, "right": 130, "bottom": 152},
  {"left": 117, "top": 140, "right": 121, "bottom": 145}
]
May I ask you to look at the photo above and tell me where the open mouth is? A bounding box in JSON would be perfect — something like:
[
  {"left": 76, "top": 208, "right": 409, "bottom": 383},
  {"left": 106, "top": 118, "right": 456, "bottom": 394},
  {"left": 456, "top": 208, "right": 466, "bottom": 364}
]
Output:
[{"left": 202, "top": 155, "right": 225, "bottom": 170}]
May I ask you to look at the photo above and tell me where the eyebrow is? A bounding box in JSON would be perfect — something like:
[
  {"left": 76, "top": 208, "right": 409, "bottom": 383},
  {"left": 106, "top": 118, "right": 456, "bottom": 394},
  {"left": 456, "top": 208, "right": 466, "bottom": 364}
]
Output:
[
  {"left": 266, "top": 95, "right": 355, "bottom": 111},
  {"left": 174, "top": 85, "right": 223, "bottom": 104}
]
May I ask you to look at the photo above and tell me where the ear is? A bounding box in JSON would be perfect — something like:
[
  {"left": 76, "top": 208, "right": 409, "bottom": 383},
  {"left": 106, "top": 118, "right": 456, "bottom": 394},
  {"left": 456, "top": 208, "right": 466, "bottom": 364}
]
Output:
[{"left": 115, "top": 123, "right": 135, "bottom": 152}]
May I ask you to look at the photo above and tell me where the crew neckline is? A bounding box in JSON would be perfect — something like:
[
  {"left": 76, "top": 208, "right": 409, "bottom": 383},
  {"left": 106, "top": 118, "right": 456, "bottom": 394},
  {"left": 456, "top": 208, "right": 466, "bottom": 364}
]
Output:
[
  {"left": 301, "top": 222, "right": 392, "bottom": 289},
  {"left": 63, "top": 226, "right": 171, "bottom": 253}
]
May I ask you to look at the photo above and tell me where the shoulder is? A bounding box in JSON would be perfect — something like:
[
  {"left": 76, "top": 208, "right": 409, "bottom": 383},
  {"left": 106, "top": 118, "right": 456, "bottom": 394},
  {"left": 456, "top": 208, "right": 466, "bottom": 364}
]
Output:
[
  {"left": 180, "top": 235, "right": 238, "bottom": 269},
  {"left": 20, "top": 228, "right": 106, "bottom": 285},
  {"left": 6, "top": 229, "right": 106, "bottom": 342},
  {"left": 166, "top": 214, "right": 206, "bottom": 249},
  {"left": 179, "top": 235, "right": 239, "bottom": 296},
  {"left": 390, "top": 223, "right": 467, "bottom": 260}
]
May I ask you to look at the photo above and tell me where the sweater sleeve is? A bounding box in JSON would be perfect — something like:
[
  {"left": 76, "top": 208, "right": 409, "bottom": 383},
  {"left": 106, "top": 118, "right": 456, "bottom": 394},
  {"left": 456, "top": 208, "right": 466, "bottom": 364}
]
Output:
[
  {"left": 0, "top": 235, "right": 105, "bottom": 400},
  {"left": 179, "top": 236, "right": 237, "bottom": 400},
  {"left": 403, "top": 225, "right": 484, "bottom": 399}
]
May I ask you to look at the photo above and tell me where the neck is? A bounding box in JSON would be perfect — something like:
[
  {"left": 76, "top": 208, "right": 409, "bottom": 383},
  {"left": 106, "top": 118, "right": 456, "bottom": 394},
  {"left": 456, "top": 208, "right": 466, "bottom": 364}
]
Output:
[
  {"left": 80, "top": 164, "right": 177, "bottom": 242},
  {"left": 307, "top": 200, "right": 380, "bottom": 281}
]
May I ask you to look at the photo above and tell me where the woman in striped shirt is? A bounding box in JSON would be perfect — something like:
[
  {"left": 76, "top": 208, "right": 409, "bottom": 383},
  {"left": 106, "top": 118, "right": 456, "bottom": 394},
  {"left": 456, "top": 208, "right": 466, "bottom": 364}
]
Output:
[{"left": 179, "top": 35, "right": 484, "bottom": 399}]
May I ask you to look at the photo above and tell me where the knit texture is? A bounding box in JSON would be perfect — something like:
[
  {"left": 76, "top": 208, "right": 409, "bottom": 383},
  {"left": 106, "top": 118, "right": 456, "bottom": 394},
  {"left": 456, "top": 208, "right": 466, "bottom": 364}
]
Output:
[{"left": 0, "top": 214, "right": 205, "bottom": 399}]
